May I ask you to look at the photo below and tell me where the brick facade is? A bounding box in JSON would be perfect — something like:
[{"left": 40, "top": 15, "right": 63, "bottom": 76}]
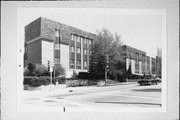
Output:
[
  {"left": 25, "top": 17, "right": 95, "bottom": 77},
  {"left": 122, "top": 45, "right": 161, "bottom": 76},
  {"left": 25, "top": 17, "right": 161, "bottom": 78}
]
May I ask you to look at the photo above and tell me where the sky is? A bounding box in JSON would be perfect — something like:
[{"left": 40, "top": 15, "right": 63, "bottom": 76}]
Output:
[{"left": 18, "top": 8, "right": 164, "bottom": 57}]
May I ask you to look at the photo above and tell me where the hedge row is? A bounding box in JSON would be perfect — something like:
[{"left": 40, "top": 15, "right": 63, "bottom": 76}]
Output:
[
  {"left": 24, "top": 76, "right": 66, "bottom": 87},
  {"left": 24, "top": 76, "right": 103, "bottom": 88}
]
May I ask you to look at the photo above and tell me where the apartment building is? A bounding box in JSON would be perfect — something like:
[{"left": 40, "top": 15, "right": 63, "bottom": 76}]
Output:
[
  {"left": 122, "top": 45, "right": 161, "bottom": 76},
  {"left": 24, "top": 17, "right": 95, "bottom": 77}
]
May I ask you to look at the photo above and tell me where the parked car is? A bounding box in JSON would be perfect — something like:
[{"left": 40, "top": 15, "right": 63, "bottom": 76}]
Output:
[{"left": 138, "top": 79, "right": 159, "bottom": 86}]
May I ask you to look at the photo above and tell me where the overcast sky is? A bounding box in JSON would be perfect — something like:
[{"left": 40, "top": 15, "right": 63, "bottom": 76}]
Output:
[{"left": 18, "top": 8, "right": 164, "bottom": 57}]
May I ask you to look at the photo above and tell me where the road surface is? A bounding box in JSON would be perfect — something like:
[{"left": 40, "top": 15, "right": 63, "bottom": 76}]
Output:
[{"left": 20, "top": 82, "right": 161, "bottom": 110}]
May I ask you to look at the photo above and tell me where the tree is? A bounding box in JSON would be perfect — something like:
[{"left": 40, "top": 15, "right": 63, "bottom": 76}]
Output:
[
  {"left": 24, "top": 67, "right": 30, "bottom": 76},
  {"left": 71, "top": 70, "right": 78, "bottom": 79},
  {"left": 126, "top": 65, "right": 132, "bottom": 79},
  {"left": 35, "top": 64, "right": 49, "bottom": 76},
  {"left": 27, "top": 63, "right": 36, "bottom": 76},
  {"left": 53, "top": 64, "right": 65, "bottom": 77},
  {"left": 89, "top": 28, "right": 125, "bottom": 80}
]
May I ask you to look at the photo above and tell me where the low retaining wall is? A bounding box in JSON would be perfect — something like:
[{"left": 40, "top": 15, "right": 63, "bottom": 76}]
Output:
[{"left": 65, "top": 79, "right": 105, "bottom": 87}]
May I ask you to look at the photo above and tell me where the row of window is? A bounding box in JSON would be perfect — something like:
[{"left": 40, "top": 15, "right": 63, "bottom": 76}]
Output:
[
  {"left": 70, "top": 60, "right": 88, "bottom": 67},
  {"left": 54, "top": 32, "right": 61, "bottom": 64},
  {"left": 70, "top": 46, "right": 91, "bottom": 54},
  {"left": 70, "top": 34, "right": 92, "bottom": 70},
  {"left": 55, "top": 30, "right": 93, "bottom": 45},
  {"left": 54, "top": 31, "right": 92, "bottom": 69},
  {"left": 71, "top": 34, "right": 92, "bottom": 45}
]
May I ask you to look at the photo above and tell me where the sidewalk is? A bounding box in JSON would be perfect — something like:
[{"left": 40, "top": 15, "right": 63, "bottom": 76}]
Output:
[{"left": 21, "top": 81, "right": 137, "bottom": 100}]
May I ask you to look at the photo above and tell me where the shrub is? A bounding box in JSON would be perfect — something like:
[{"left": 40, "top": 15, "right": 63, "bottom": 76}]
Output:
[
  {"left": 77, "top": 72, "right": 89, "bottom": 79},
  {"left": 23, "top": 76, "right": 50, "bottom": 87},
  {"left": 54, "top": 64, "right": 65, "bottom": 77},
  {"left": 55, "top": 77, "right": 65, "bottom": 84},
  {"left": 27, "top": 63, "right": 36, "bottom": 76},
  {"left": 115, "top": 71, "right": 126, "bottom": 82},
  {"left": 24, "top": 67, "right": 30, "bottom": 76},
  {"left": 71, "top": 70, "right": 78, "bottom": 79},
  {"left": 24, "top": 64, "right": 50, "bottom": 76},
  {"left": 130, "top": 74, "right": 142, "bottom": 79},
  {"left": 108, "top": 70, "right": 126, "bottom": 82},
  {"left": 35, "top": 64, "right": 49, "bottom": 76},
  {"left": 88, "top": 72, "right": 105, "bottom": 80}
]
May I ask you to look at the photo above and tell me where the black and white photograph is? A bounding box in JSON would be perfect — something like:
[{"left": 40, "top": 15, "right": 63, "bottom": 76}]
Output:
[
  {"left": 17, "top": 8, "right": 166, "bottom": 112},
  {"left": 1, "top": 0, "right": 179, "bottom": 120}
]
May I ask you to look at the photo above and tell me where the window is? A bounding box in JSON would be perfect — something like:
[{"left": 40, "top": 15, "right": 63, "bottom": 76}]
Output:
[
  {"left": 77, "top": 60, "right": 81, "bottom": 66},
  {"left": 84, "top": 61, "right": 87, "bottom": 66},
  {"left": 54, "top": 58, "right": 60, "bottom": 64},
  {"left": 70, "top": 47, "right": 75, "bottom": 52},
  {"left": 80, "top": 37, "right": 83, "bottom": 42},
  {"left": 89, "top": 40, "right": 92, "bottom": 45},
  {"left": 77, "top": 48, "right": 81, "bottom": 53},
  {"left": 70, "top": 59, "right": 75, "bottom": 65},
  {"left": 54, "top": 50, "right": 60, "bottom": 58},
  {"left": 84, "top": 38, "right": 87, "bottom": 44},
  {"left": 84, "top": 49, "right": 87, "bottom": 54},
  {"left": 55, "top": 29, "right": 60, "bottom": 37},
  {"left": 77, "top": 36, "right": 80, "bottom": 43}
]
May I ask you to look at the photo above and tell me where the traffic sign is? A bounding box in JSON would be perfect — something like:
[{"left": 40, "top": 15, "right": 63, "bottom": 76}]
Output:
[{"left": 50, "top": 67, "right": 53, "bottom": 72}]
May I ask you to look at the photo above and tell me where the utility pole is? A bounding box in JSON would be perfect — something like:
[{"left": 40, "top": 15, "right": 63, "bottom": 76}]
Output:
[
  {"left": 104, "top": 39, "right": 107, "bottom": 85},
  {"left": 105, "top": 54, "right": 109, "bottom": 85}
]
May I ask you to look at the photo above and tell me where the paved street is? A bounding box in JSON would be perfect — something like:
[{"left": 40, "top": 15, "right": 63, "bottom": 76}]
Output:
[{"left": 20, "top": 82, "right": 161, "bottom": 111}]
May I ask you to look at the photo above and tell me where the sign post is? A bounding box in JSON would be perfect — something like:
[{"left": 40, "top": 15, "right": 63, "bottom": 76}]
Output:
[{"left": 50, "top": 67, "right": 53, "bottom": 91}]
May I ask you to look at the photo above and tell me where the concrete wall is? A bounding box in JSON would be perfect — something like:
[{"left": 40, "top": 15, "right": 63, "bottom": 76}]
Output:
[
  {"left": 139, "top": 61, "right": 142, "bottom": 74},
  {"left": 131, "top": 59, "right": 135, "bottom": 74},
  {"left": 41, "top": 40, "right": 53, "bottom": 66},
  {"left": 25, "top": 17, "right": 96, "bottom": 78},
  {"left": 60, "top": 44, "right": 70, "bottom": 76},
  {"left": 27, "top": 40, "right": 41, "bottom": 64},
  {"left": 126, "top": 58, "right": 130, "bottom": 70}
]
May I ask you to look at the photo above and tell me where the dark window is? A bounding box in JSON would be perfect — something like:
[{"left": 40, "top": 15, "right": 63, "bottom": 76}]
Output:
[
  {"left": 70, "top": 59, "right": 75, "bottom": 65},
  {"left": 54, "top": 50, "right": 60, "bottom": 58},
  {"left": 55, "top": 37, "right": 60, "bottom": 44},
  {"left": 54, "top": 58, "right": 60, "bottom": 64},
  {"left": 77, "top": 60, "right": 81, "bottom": 66}
]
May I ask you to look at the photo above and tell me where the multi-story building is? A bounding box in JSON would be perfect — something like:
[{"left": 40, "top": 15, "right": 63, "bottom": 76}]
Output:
[
  {"left": 156, "top": 56, "right": 162, "bottom": 77},
  {"left": 24, "top": 17, "right": 95, "bottom": 77},
  {"left": 151, "top": 57, "right": 156, "bottom": 74},
  {"left": 122, "top": 45, "right": 160, "bottom": 77},
  {"left": 25, "top": 17, "right": 162, "bottom": 78},
  {"left": 145, "top": 56, "right": 151, "bottom": 74},
  {"left": 122, "top": 45, "right": 146, "bottom": 76}
]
